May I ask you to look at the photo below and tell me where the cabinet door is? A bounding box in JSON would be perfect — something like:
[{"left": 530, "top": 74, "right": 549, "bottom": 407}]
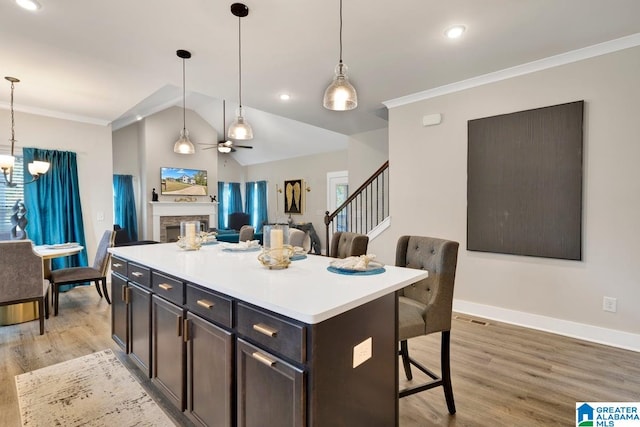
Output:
[
  {"left": 152, "top": 295, "right": 185, "bottom": 410},
  {"left": 111, "top": 273, "right": 128, "bottom": 352},
  {"left": 185, "top": 313, "right": 233, "bottom": 427},
  {"left": 237, "top": 339, "right": 305, "bottom": 427},
  {"left": 129, "top": 283, "right": 151, "bottom": 377}
]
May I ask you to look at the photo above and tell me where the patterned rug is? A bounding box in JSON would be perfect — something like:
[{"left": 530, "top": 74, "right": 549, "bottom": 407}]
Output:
[{"left": 15, "top": 349, "right": 175, "bottom": 426}]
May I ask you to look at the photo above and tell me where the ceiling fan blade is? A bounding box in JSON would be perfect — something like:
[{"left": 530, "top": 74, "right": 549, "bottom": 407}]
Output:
[
  {"left": 198, "top": 143, "right": 217, "bottom": 147},
  {"left": 234, "top": 145, "right": 253, "bottom": 149},
  {"left": 201, "top": 146, "right": 217, "bottom": 150}
]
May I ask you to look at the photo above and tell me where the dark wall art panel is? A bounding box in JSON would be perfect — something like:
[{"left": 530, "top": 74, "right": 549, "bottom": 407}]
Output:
[{"left": 467, "top": 101, "right": 584, "bottom": 260}]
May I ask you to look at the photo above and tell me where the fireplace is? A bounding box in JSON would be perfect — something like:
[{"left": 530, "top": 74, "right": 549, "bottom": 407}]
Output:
[
  {"left": 161, "top": 217, "right": 209, "bottom": 243},
  {"left": 149, "top": 202, "right": 217, "bottom": 242}
]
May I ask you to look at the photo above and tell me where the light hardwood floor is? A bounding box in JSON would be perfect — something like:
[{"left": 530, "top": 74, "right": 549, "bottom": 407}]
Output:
[{"left": 1, "top": 285, "right": 638, "bottom": 426}]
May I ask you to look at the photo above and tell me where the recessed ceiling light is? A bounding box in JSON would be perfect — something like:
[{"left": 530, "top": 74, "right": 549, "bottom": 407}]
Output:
[
  {"left": 445, "top": 25, "right": 465, "bottom": 39},
  {"left": 136, "top": 115, "right": 143, "bottom": 121},
  {"left": 16, "top": 0, "right": 41, "bottom": 11},
  {"left": 279, "top": 93, "right": 291, "bottom": 101}
]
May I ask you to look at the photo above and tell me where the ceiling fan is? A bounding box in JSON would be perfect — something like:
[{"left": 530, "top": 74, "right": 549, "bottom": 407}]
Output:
[{"left": 200, "top": 100, "right": 253, "bottom": 153}]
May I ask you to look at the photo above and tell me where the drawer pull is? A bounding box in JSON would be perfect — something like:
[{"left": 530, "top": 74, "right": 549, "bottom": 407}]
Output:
[
  {"left": 252, "top": 351, "right": 276, "bottom": 367},
  {"left": 131, "top": 271, "right": 143, "bottom": 277},
  {"left": 253, "top": 323, "right": 278, "bottom": 337},
  {"left": 158, "top": 283, "right": 173, "bottom": 291},
  {"left": 197, "top": 299, "right": 215, "bottom": 309},
  {"left": 112, "top": 262, "right": 122, "bottom": 268}
]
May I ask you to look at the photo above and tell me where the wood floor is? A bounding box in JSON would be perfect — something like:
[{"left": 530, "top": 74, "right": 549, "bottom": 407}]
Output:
[{"left": 1, "top": 285, "right": 639, "bottom": 426}]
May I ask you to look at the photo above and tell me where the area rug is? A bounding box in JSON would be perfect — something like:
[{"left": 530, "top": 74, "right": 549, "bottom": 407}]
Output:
[{"left": 15, "top": 349, "right": 175, "bottom": 426}]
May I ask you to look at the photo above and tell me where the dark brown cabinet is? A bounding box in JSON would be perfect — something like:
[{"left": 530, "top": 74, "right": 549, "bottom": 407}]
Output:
[
  {"left": 111, "top": 272, "right": 128, "bottom": 352},
  {"left": 129, "top": 283, "right": 151, "bottom": 377},
  {"left": 152, "top": 294, "right": 185, "bottom": 411},
  {"left": 185, "top": 312, "right": 233, "bottom": 427},
  {"left": 110, "top": 251, "right": 401, "bottom": 427},
  {"left": 237, "top": 339, "right": 305, "bottom": 427}
]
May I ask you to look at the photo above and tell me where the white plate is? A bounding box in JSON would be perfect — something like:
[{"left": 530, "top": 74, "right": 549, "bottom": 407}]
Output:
[{"left": 328, "top": 260, "right": 385, "bottom": 272}]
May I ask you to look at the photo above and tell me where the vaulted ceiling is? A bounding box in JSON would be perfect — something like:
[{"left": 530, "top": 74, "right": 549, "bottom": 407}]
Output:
[{"left": 1, "top": 0, "right": 639, "bottom": 164}]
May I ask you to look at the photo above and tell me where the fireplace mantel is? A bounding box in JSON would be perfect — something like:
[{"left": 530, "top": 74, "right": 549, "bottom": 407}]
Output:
[{"left": 149, "top": 202, "right": 217, "bottom": 241}]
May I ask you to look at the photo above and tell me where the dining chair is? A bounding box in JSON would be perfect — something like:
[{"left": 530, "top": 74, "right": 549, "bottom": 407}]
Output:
[
  {"left": 289, "top": 228, "right": 311, "bottom": 252},
  {"left": 49, "top": 230, "right": 115, "bottom": 316},
  {"left": 329, "top": 231, "right": 369, "bottom": 258},
  {"left": 238, "top": 225, "right": 255, "bottom": 242},
  {"left": 396, "top": 235, "right": 459, "bottom": 414},
  {"left": 0, "top": 240, "right": 50, "bottom": 334}
]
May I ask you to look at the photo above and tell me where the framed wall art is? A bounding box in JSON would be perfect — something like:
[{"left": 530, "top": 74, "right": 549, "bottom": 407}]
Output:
[{"left": 283, "top": 179, "right": 304, "bottom": 214}]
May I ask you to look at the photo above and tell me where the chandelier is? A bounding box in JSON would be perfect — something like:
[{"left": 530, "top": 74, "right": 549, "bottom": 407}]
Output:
[{"left": 0, "top": 77, "right": 50, "bottom": 187}]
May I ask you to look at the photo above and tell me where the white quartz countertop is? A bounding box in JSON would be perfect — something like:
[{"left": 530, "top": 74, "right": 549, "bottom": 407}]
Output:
[{"left": 109, "top": 243, "right": 427, "bottom": 324}]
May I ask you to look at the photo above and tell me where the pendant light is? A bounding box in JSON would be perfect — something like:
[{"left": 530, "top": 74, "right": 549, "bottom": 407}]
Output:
[
  {"left": 323, "top": 0, "right": 358, "bottom": 111},
  {"left": 0, "top": 76, "right": 50, "bottom": 187},
  {"left": 228, "top": 3, "right": 253, "bottom": 140},
  {"left": 173, "top": 49, "right": 196, "bottom": 154}
]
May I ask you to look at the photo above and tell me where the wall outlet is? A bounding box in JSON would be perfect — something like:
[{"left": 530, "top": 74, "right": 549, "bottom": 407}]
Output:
[{"left": 603, "top": 296, "right": 617, "bottom": 313}]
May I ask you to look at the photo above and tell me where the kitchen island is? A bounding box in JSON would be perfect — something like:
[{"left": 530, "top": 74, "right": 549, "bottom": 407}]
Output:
[{"left": 109, "top": 242, "right": 427, "bottom": 427}]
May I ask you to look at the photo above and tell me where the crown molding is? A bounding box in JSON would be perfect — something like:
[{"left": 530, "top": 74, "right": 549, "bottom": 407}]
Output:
[{"left": 384, "top": 32, "right": 640, "bottom": 109}]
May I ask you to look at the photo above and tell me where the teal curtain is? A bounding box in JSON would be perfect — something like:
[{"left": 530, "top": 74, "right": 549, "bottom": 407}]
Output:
[
  {"left": 113, "top": 174, "right": 138, "bottom": 241},
  {"left": 218, "top": 181, "right": 226, "bottom": 229},
  {"left": 245, "top": 180, "right": 268, "bottom": 232},
  {"left": 228, "top": 182, "right": 243, "bottom": 214},
  {"left": 23, "top": 148, "right": 88, "bottom": 273}
]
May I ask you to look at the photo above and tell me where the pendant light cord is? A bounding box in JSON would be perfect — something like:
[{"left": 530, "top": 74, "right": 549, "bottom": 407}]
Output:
[
  {"left": 182, "top": 57, "right": 186, "bottom": 132},
  {"left": 238, "top": 15, "right": 243, "bottom": 109},
  {"left": 9, "top": 80, "right": 16, "bottom": 155},
  {"left": 339, "top": 0, "right": 343, "bottom": 65}
]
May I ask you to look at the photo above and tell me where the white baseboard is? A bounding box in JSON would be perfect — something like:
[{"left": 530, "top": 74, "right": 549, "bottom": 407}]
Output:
[{"left": 453, "top": 299, "right": 640, "bottom": 353}]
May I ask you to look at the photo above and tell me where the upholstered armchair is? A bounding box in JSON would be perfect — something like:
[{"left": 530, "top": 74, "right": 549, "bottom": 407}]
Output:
[
  {"left": 0, "top": 240, "right": 49, "bottom": 334},
  {"left": 228, "top": 212, "right": 250, "bottom": 232},
  {"left": 396, "top": 235, "right": 459, "bottom": 414},
  {"left": 329, "top": 231, "right": 369, "bottom": 258}
]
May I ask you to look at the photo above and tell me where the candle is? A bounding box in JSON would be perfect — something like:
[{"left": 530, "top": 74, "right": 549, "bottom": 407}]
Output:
[
  {"left": 186, "top": 223, "right": 196, "bottom": 248},
  {"left": 270, "top": 228, "right": 284, "bottom": 262}
]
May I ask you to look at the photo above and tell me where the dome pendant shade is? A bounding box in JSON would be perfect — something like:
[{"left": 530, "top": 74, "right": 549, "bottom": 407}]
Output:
[
  {"left": 323, "top": 0, "right": 358, "bottom": 111},
  {"left": 173, "top": 49, "right": 196, "bottom": 154},
  {"left": 323, "top": 62, "right": 357, "bottom": 111},
  {"left": 229, "top": 3, "right": 254, "bottom": 140},
  {"left": 174, "top": 129, "right": 195, "bottom": 154},
  {"left": 227, "top": 107, "right": 253, "bottom": 140}
]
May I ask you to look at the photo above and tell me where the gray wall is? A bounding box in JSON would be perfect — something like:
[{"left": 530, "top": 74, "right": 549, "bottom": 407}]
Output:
[
  {"left": 0, "top": 110, "right": 113, "bottom": 263},
  {"left": 374, "top": 46, "right": 640, "bottom": 348}
]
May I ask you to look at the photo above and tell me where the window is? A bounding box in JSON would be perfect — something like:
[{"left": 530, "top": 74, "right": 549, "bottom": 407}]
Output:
[{"left": 0, "top": 155, "right": 25, "bottom": 233}]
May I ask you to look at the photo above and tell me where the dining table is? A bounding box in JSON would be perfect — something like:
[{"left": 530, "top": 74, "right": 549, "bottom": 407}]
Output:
[{"left": 0, "top": 242, "right": 83, "bottom": 326}]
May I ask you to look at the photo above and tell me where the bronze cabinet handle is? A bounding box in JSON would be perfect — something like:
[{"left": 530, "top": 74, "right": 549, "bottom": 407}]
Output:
[
  {"left": 131, "top": 271, "right": 143, "bottom": 277},
  {"left": 253, "top": 323, "right": 278, "bottom": 337},
  {"left": 183, "top": 318, "right": 189, "bottom": 343},
  {"left": 112, "top": 262, "right": 122, "bottom": 268},
  {"left": 197, "top": 299, "right": 214, "bottom": 309},
  {"left": 177, "top": 315, "right": 183, "bottom": 337},
  {"left": 158, "top": 283, "right": 173, "bottom": 291},
  {"left": 251, "top": 351, "right": 276, "bottom": 367}
]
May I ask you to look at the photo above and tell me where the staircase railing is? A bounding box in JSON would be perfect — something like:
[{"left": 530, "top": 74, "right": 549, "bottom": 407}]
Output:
[{"left": 324, "top": 161, "right": 389, "bottom": 255}]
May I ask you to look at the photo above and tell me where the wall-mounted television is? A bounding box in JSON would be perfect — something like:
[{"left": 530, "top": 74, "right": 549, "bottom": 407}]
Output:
[{"left": 160, "top": 167, "right": 208, "bottom": 196}]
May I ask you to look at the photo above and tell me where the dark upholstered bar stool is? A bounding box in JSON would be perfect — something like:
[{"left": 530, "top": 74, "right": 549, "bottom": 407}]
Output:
[
  {"left": 329, "top": 231, "right": 369, "bottom": 258},
  {"left": 396, "top": 235, "right": 459, "bottom": 414}
]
